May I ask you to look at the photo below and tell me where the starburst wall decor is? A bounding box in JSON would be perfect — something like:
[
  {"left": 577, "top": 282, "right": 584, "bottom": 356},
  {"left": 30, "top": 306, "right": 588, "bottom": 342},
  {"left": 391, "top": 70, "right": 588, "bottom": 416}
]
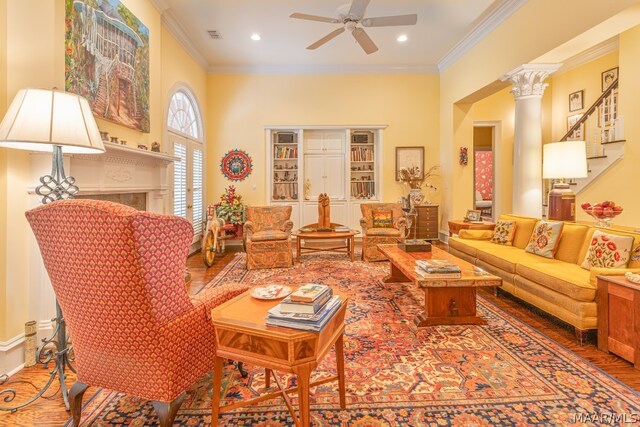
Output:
[{"left": 220, "top": 149, "right": 253, "bottom": 181}]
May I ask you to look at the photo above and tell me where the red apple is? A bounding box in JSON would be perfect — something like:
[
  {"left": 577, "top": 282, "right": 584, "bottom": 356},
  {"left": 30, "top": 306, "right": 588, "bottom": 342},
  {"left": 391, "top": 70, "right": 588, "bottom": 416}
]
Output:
[
  {"left": 581, "top": 202, "right": 592, "bottom": 210},
  {"left": 602, "top": 200, "right": 611, "bottom": 208},
  {"left": 603, "top": 207, "right": 614, "bottom": 217},
  {"left": 613, "top": 205, "right": 623, "bottom": 212}
]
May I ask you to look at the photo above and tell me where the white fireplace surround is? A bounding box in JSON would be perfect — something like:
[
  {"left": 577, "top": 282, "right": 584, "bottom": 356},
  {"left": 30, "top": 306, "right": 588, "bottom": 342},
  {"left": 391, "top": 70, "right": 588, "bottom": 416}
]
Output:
[{"left": 0, "top": 142, "right": 178, "bottom": 376}]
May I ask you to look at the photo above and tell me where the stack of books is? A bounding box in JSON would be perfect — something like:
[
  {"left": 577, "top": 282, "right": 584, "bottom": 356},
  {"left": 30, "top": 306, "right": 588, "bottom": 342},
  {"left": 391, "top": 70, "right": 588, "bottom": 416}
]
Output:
[
  {"left": 334, "top": 225, "right": 350, "bottom": 233},
  {"left": 266, "top": 284, "right": 342, "bottom": 332},
  {"left": 414, "top": 259, "right": 462, "bottom": 279}
]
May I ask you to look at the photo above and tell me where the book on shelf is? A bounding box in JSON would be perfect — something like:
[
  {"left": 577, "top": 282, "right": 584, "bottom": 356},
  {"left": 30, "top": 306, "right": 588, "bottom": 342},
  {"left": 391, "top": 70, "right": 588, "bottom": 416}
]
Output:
[
  {"left": 279, "top": 289, "right": 333, "bottom": 314},
  {"left": 266, "top": 296, "right": 342, "bottom": 332},
  {"left": 290, "top": 283, "right": 330, "bottom": 303},
  {"left": 414, "top": 267, "right": 462, "bottom": 279}
]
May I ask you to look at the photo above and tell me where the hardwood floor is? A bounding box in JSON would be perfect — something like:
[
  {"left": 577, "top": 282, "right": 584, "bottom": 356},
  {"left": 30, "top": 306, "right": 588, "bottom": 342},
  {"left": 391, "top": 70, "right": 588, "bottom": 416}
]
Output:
[{"left": 1, "top": 244, "right": 638, "bottom": 426}]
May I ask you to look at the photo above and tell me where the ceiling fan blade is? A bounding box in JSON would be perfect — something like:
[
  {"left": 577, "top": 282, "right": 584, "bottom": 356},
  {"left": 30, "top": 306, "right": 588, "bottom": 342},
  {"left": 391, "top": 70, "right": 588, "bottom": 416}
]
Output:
[
  {"left": 307, "top": 27, "right": 346, "bottom": 50},
  {"left": 290, "top": 13, "right": 340, "bottom": 24},
  {"left": 351, "top": 27, "right": 378, "bottom": 54},
  {"left": 361, "top": 14, "right": 418, "bottom": 27},
  {"left": 348, "top": 0, "right": 370, "bottom": 18}
]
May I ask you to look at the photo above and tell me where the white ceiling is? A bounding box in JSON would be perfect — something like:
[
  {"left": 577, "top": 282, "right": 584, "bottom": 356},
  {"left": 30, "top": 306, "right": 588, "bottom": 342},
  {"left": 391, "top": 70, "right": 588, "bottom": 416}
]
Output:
[{"left": 153, "top": 0, "right": 526, "bottom": 73}]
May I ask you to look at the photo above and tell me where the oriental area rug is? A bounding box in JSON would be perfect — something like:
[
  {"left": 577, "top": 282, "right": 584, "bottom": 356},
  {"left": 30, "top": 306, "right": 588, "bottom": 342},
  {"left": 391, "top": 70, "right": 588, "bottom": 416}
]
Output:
[{"left": 70, "top": 253, "right": 640, "bottom": 426}]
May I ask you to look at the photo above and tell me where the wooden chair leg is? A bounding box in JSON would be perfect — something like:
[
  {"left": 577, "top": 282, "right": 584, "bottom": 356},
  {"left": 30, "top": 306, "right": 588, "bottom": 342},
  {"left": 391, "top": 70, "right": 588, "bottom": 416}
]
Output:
[
  {"left": 69, "top": 382, "right": 89, "bottom": 427},
  {"left": 152, "top": 393, "right": 186, "bottom": 427}
]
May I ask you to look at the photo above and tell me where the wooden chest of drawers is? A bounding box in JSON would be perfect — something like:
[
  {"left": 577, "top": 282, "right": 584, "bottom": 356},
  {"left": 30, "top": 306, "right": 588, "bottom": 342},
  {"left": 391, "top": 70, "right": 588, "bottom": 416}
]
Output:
[{"left": 408, "top": 205, "right": 439, "bottom": 241}]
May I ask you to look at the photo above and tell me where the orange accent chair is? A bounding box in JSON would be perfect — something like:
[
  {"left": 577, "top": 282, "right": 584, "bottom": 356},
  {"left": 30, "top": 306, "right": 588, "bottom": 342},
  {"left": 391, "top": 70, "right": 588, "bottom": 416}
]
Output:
[
  {"left": 243, "top": 206, "right": 294, "bottom": 269},
  {"left": 360, "top": 203, "right": 407, "bottom": 261},
  {"left": 25, "top": 200, "right": 248, "bottom": 427}
]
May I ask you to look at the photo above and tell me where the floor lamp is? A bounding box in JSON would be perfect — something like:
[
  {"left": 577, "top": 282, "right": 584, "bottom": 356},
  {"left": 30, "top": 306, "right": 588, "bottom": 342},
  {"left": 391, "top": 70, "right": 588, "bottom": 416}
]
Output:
[
  {"left": 0, "top": 88, "right": 105, "bottom": 411},
  {"left": 543, "top": 141, "right": 588, "bottom": 221}
]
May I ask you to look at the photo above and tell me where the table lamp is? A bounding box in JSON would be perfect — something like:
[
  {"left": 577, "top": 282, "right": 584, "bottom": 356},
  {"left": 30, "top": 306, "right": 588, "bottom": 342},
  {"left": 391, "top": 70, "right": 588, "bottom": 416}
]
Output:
[
  {"left": 542, "top": 141, "right": 588, "bottom": 221},
  {"left": 0, "top": 88, "right": 105, "bottom": 411}
]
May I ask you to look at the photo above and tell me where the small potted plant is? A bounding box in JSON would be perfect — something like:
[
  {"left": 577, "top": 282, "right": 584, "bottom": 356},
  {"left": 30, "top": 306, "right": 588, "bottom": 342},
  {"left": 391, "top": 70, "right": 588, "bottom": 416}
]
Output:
[{"left": 214, "top": 186, "right": 246, "bottom": 236}]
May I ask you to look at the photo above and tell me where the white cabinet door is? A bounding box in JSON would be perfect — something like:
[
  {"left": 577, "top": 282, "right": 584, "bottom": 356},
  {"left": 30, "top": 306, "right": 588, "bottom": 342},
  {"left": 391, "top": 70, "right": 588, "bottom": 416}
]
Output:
[
  {"left": 302, "top": 201, "right": 348, "bottom": 226},
  {"left": 304, "top": 155, "right": 325, "bottom": 200},
  {"left": 323, "top": 131, "right": 345, "bottom": 153},
  {"left": 304, "top": 131, "right": 325, "bottom": 153},
  {"left": 324, "top": 154, "right": 345, "bottom": 200}
]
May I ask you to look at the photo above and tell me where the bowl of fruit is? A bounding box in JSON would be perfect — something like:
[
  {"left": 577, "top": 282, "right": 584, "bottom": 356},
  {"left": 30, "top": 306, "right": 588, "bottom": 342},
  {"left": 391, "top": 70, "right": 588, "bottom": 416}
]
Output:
[{"left": 581, "top": 201, "right": 623, "bottom": 228}]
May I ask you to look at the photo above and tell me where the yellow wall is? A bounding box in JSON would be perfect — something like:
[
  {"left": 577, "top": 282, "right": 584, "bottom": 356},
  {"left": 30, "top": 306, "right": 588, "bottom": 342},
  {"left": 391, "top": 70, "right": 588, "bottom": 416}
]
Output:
[
  {"left": 473, "top": 127, "right": 492, "bottom": 148},
  {"left": 206, "top": 74, "right": 440, "bottom": 206},
  {"left": 0, "top": 0, "right": 7, "bottom": 341},
  {"left": 439, "top": 0, "right": 638, "bottom": 226}
]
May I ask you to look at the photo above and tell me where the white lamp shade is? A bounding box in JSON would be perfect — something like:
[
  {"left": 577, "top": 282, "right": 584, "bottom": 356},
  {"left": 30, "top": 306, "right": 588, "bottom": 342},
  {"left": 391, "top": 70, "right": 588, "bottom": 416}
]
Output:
[
  {"left": 0, "top": 88, "right": 105, "bottom": 154},
  {"left": 542, "top": 141, "right": 588, "bottom": 179}
]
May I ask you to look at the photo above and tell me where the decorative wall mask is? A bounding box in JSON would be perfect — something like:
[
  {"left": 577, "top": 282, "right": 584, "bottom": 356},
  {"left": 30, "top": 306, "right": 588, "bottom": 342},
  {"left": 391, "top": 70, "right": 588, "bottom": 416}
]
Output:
[{"left": 220, "top": 149, "right": 253, "bottom": 181}]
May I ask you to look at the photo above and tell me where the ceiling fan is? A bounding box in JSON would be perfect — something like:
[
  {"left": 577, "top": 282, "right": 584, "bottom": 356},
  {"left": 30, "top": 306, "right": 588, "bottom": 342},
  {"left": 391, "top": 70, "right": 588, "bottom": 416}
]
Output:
[{"left": 290, "top": 0, "right": 417, "bottom": 55}]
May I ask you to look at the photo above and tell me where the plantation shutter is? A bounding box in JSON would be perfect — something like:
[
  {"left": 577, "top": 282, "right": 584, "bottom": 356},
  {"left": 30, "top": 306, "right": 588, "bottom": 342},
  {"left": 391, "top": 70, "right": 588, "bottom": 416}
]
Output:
[
  {"left": 173, "top": 142, "right": 187, "bottom": 218},
  {"left": 192, "top": 148, "right": 203, "bottom": 234}
]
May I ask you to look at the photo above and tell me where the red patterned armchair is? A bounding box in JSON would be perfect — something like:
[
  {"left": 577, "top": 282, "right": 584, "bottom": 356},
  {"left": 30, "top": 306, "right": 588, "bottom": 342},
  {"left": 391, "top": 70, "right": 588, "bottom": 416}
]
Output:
[
  {"left": 244, "top": 205, "right": 294, "bottom": 269},
  {"left": 25, "top": 200, "right": 248, "bottom": 427},
  {"left": 360, "top": 203, "right": 407, "bottom": 261}
]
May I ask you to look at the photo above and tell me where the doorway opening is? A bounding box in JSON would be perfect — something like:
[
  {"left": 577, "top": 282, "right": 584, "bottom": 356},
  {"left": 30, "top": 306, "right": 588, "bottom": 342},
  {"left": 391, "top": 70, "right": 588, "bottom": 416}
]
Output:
[{"left": 473, "top": 126, "right": 495, "bottom": 220}]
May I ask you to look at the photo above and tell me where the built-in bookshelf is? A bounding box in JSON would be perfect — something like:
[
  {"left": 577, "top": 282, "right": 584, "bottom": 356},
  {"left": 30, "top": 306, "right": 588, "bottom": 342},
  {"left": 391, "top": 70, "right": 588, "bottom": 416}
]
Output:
[
  {"left": 272, "top": 132, "right": 299, "bottom": 201},
  {"left": 350, "top": 131, "right": 375, "bottom": 200}
]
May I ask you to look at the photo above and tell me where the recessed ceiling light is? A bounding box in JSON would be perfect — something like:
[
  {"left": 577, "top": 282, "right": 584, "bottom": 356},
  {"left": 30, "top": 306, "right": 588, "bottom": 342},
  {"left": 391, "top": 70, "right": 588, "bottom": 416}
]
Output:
[
  {"left": 251, "top": 33, "right": 261, "bottom": 41},
  {"left": 397, "top": 34, "right": 408, "bottom": 42}
]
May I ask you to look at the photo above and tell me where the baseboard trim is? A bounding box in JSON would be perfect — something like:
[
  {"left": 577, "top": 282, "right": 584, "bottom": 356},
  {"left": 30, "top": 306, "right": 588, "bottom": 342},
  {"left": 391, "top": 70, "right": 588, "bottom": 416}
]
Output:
[{"left": 0, "top": 320, "right": 54, "bottom": 377}]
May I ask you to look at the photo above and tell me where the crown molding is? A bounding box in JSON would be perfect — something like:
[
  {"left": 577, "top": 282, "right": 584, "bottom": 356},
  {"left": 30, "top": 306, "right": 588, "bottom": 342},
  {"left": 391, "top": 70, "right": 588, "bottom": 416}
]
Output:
[
  {"left": 437, "top": 0, "right": 528, "bottom": 72},
  {"left": 555, "top": 37, "right": 619, "bottom": 75},
  {"left": 208, "top": 63, "right": 440, "bottom": 75},
  {"left": 148, "top": 0, "right": 211, "bottom": 71}
]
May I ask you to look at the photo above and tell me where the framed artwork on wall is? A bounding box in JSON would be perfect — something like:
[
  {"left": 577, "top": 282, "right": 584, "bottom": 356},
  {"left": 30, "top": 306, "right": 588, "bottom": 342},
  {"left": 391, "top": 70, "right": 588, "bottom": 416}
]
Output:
[
  {"left": 601, "top": 67, "right": 618, "bottom": 92},
  {"left": 569, "top": 90, "right": 584, "bottom": 112},
  {"left": 396, "top": 146, "right": 424, "bottom": 181},
  {"left": 567, "top": 114, "right": 584, "bottom": 140},
  {"left": 65, "top": 0, "right": 150, "bottom": 132}
]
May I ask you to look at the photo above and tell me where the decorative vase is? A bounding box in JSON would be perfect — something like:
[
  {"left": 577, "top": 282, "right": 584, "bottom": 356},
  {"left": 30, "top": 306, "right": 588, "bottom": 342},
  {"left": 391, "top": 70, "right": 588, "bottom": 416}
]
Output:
[
  {"left": 24, "top": 320, "right": 37, "bottom": 367},
  {"left": 409, "top": 188, "right": 424, "bottom": 206}
]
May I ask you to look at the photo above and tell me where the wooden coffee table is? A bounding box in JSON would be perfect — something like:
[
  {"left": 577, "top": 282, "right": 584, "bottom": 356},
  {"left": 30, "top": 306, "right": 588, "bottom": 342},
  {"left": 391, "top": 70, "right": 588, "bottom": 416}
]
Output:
[
  {"left": 210, "top": 290, "right": 348, "bottom": 427},
  {"left": 294, "top": 224, "right": 359, "bottom": 262},
  {"left": 448, "top": 219, "right": 495, "bottom": 236},
  {"left": 378, "top": 244, "right": 501, "bottom": 326}
]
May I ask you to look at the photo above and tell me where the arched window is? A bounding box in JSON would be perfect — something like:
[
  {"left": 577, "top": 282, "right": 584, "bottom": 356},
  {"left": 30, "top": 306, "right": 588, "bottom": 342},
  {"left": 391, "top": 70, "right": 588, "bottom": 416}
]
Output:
[{"left": 167, "top": 88, "right": 204, "bottom": 243}]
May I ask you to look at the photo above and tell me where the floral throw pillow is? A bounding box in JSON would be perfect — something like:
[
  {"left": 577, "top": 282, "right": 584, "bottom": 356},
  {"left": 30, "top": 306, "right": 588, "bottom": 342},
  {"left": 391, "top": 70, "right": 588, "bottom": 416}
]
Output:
[
  {"left": 372, "top": 210, "right": 394, "bottom": 228},
  {"left": 581, "top": 231, "right": 634, "bottom": 270},
  {"left": 524, "top": 221, "right": 564, "bottom": 258},
  {"left": 490, "top": 220, "right": 517, "bottom": 245}
]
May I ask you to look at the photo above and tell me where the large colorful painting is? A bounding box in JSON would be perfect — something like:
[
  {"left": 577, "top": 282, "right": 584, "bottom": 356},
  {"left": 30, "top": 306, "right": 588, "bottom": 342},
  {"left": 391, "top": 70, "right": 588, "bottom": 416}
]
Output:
[{"left": 65, "top": 0, "right": 150, "bottom": 132}]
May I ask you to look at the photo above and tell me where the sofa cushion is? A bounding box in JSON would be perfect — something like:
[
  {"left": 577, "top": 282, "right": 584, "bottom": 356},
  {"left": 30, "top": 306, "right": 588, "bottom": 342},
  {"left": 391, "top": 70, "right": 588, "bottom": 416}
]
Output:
[
  {"left": 366, "top": 227, "right": 402, "bottom": 237},
  {"left": 490, "top": 220, "right": 517, "bottom": 245},
  {"left": 555, "top": 223, "right": 590, "bottom": 264},
  {"left": 449, "top": 236, "right": 478, "bottom": 258},
  {"left": 516, "top": 261, "right": 595, "bottom": 302},
  {"left": 525, "top": 220, "right": 563, "bottom": 259},
  {"left": 580, "top": 230, "right": 634, "bottom": 270},
  {"left": 498, "top": 214, "right": 538, "bottom": 249},
  {"left": 251, "top": 230, "right": 288, "bottom": 242},
  {"left": 474, "top": 243, "right": 537, "bottom": 274}
]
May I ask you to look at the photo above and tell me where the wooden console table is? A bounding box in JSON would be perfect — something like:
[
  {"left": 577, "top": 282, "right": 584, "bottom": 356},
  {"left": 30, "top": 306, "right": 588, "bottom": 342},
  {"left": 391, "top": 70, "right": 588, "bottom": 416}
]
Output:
[
  {"left": 597, "top": 275, "right": 640, "bottom": 369},
  {"left": 211, "top": 290, "right": 348, "bottom": 426},
  {"left": 407, "top": 205, "right": 439, "bottom": 241}
]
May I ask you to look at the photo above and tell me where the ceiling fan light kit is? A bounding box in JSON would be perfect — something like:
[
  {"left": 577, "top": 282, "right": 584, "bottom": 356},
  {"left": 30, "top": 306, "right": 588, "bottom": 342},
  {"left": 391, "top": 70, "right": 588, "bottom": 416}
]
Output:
[{"left": 290, "top": 0, "right": 417, "bottom": 55}]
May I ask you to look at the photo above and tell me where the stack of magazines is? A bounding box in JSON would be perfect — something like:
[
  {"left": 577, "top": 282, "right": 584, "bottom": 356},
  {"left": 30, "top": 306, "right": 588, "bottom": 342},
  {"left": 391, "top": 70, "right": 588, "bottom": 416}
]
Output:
[
  {"left": 414, "top": 259, "right": 462, "bottom": 279},
  {"left": 266, "top": 284, "right": 342, "bottom": 332}
]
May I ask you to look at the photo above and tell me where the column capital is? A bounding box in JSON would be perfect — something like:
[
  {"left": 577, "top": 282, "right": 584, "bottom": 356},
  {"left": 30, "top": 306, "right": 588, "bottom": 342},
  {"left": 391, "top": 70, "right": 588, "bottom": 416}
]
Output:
[{"left": 501, "top": 64, "right": 562, "bottom": 98}]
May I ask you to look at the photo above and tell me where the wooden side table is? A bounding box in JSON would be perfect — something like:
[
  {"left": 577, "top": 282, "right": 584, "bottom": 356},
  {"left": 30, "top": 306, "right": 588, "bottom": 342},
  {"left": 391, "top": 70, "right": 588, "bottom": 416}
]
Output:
[
  {"left": 211, "top": 291, "right": 348, "bottom": 426},
  {"left": 597, "top": 275, "right": 640, "bottom": 369},
  {"left": 448, "top": 219, "right": 495, "bottom": 237}
]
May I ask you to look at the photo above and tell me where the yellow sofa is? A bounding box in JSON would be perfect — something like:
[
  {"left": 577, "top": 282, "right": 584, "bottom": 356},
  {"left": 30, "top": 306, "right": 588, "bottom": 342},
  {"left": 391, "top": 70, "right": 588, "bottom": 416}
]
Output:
[{"left": 448, "top": 214, "right": 640, "bottom": 344}]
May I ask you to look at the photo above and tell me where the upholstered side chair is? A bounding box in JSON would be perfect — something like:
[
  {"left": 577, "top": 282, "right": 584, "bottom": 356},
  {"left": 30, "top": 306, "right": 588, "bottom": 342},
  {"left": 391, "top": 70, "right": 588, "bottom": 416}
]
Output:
[
  {"left": 25, "top": 200, "right": 248, "bottom": 427},
  {"left": 360, "top": 203, "right": 407, "bottom": 261},
  {"left": 244, "top": 205, "right": 294, "bottom": 269}
]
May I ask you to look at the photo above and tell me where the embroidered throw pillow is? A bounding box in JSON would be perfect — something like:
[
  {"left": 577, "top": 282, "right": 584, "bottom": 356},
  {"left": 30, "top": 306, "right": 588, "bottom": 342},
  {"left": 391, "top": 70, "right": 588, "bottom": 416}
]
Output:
[
  {"left": 490, "top": 220, "right": 517, "bottom": 245},
  {"left": 372, "top": 210, "right": 394, "bottom": 228},
  {"left": 524, "top": 221, "right": 564, "bottom": 258},
  {"left": 581, "top": 231, "right": 634, "bottom": 270}
]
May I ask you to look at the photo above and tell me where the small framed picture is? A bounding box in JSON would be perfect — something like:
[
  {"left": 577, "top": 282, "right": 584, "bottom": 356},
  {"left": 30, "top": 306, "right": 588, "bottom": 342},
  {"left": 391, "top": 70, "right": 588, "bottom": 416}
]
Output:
[
  {"left": 567, "top": 114, "right": 584, "bottom": 140},
  {"left": 466, "top": 209, "right": 481, "bottom": 222},
  {"left": 396, "top": 146, "right": 424, "bottom": 181},
  {"left": 601, "top": 67, "right": 618, "bottom": 92},
  {"left": 569, "top": 90, "right": 583, "bottom": 112}
]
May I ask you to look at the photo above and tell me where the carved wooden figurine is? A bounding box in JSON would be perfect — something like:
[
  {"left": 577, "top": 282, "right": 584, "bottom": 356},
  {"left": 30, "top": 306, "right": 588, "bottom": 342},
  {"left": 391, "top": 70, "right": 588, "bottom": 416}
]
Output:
[{"left": 318, "top": 193, "right": 331, "bottom": 228}]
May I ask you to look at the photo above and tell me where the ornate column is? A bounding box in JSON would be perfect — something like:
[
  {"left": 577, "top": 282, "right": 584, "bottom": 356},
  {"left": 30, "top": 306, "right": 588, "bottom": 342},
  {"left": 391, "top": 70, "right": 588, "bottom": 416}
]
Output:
[{"left": 502, "top": 64, "right": 561, "bottom": 217}]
